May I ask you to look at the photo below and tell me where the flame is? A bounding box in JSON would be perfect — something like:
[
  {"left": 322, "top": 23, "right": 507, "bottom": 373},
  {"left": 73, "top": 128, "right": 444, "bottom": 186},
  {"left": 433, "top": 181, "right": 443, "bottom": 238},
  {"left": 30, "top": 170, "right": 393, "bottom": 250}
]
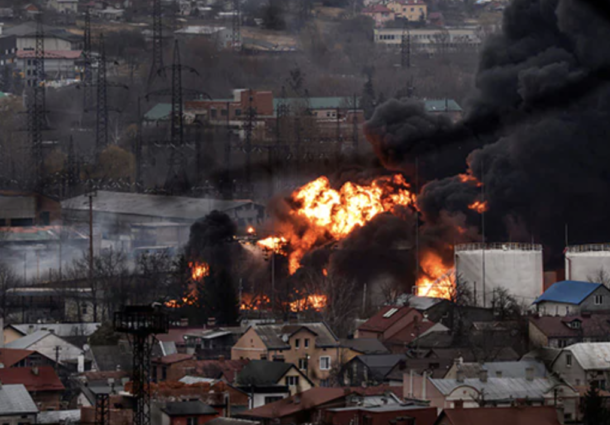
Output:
[
  {"left": 458, "top": 173, "right": 482, "bottom": 187},
  {"left": 284, "top": 174, "right": 416, "bottom": 274},
  {"left": 257, "top": 236, "right": 288, "bottom": 254},
  {"left": 322, "top": 268, "right": 328, "bottom": 277},
  {"left": 415, "top": 251, "right": 453, "bottom": 299},
  {"left": 240, "top": 294, "right": 270, "bottom": 310},
  {"left": 247, "top": 226, "right": 256, "bottom": 235},
  {"left": 468, "top": 200, "right": 488, "bottom": 213},
  {"left": 289, "top": 294, "right": 327, "bottom": 312},
  {"left": 165, "top": 261, "right": 209, "bottom": 308},
  {"left": 189, "top": 261, "right": 210, "bottom": 281}
]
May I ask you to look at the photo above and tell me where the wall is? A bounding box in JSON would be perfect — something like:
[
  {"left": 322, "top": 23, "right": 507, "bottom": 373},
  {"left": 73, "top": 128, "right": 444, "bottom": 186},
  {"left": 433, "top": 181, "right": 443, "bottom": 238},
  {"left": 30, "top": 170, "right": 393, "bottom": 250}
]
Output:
[
  {"left": 17, "top": 37, "right": 73, "bottom": 51},
  {"left": 281, "top": 367, "right": 312, "bottom": 395},
  {"left": 566, "top": 250, "right": 610, "bottom": 281},
  {"left": 3, "top": 328, "right": 23, "bottom": 345},
  {"left": 231, "top": 328, "right": 268, "bottom": 361},
  {"left": 280, "top": 328, "right": 338, "bottom": 386},
  {"left": 0, "top": 413, "right": 37, "bottom": 425},
  {"left": 580, "top": 286, "right": 610, "bottom": 312},
  {"left": 408, "top": 375, "right": 446, "bottom": 412},
  {"left": 162, "top": 413, "right": 219, "bottom": 425},
  {"left": 251, "top": 391, "right": 289, "bottom": 409},
  {"left": 536, "top": 301, "right": 579, "bottom": 317},
  {"left": 34, "top": 390, "right": 62, "bottom": 411},
  {"left": 528, "top": 321, "right": 550, "bottom": 348},
  {"left": 552, "top": 350, "right": 587, "bottom": 387}
]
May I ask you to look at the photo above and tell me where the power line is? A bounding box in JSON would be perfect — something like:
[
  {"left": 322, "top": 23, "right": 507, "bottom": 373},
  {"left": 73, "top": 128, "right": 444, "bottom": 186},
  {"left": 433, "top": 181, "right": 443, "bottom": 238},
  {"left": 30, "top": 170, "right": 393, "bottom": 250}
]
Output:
[{"left": 148, "top": 0, "right": 166, "bottom": 90}]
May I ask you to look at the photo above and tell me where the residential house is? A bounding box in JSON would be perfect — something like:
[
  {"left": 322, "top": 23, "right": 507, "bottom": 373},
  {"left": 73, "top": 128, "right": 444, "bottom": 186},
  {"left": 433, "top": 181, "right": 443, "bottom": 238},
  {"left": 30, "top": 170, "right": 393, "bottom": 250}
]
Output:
[
  {"left": 231, "top": 323, "right": 340, "bottom": 386},
  {"left": 6, "top": 330, "right": 84, "bottom": 368},
  {"left": 153, "top": 355, "right": 248, "bottom": 383},
  {"left": 533, "top": 280, "right": 610, "bottom": 316},
  {"left": 385, "top": 357, "right": 453, "bottom": 384},
  {"left": 5, "top": 323, "right": 100, "bottom": 347},
  {"left": 0, "top": 348, "right": 58, "bottom": 368},
  {"left": 0, "top": 384, "right": 38, "bottom": 424},
  {"left": 236, "top": 360, "right": 313, "bottom": 400},
  {"left": 184, "top": 328, "right": 241, "bottom": 359},
  {"left": 0, "top": 191, "right": 61, "bottom": 227},
  {"left": 237, "top": 387, "right": 405, "bottom": 425},
  {"left": 339, "top": 337, "right": 390, "bottom": 363},
  {"left": 37, "top": 410, "right": 81, "bottom": 424},
  {"left": 361, "top": 5, "right": 395, "bottom": 28},
  {"left": 340, "top": 354, "right": 407, "bottom": 386},
  {"left": 0, "top": 366, "right": 64, "bottom": 411},
  {"left": 529, "top": 313, "right": 610, "bottom": 348},
  {"left": 444, "top": 359, "right": 547, "bottom": 380},
  {"left": 160, "top": 401, "right": 219, "bottom": 425},
  {"left": 551, "top": 342, "right": 610, "bottom": 389},
  {"left": 48, "top": 0, "right": 79, "bottom": 13},
  {"left": 387, "top": 0, "right": 427, "bottom": 22},
  {"left": 89, "top": 344, "right": 132, "bottom": 372},
  {"left": 325, "top": 405, "right": 437, "bottom": 425},
  {"left": 434, "top": 406, "right": 562, "bottom": 425},
  {"left": 357, "top": 306, "right": 422, "bottom": 341},
  {"left": 408, "top": 372, "right": 578, "bottom": 421}
]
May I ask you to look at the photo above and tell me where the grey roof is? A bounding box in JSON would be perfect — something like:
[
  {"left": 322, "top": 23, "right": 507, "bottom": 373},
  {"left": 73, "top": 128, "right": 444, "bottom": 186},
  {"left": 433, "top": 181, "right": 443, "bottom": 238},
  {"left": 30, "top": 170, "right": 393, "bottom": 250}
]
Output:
[
  {"left": 61, "top": 191, "right": 260, "bottom": 221},
  {"left": 405, "top": 296, "right": 446, "bottom": 311},
  {"left": 561, "top": 343, "right": 610, "bottom": 370},
  {"left": 353, "top": 354, "right": 407, "bottom": 381},
  {"left": 160, "top": 341, "right": 177, "bottom": 356},
  {"left": 430, "top": 377, "right": 565, "bottom": 400},
  {"left": 340, "top": 338, "right": 390, "bottom": 355},
  {"left": 428, "top": 347, "right": 520, "bottom": 362},
  {"left": 37, "top": 409, "right": 80, "bottom": 424},
  {"left": 179, "top": 376, "right": 218, "bottom": 385},
  {"left": 11, "top": 323, "right": 100, "bottom": 338},
  {"left": 162, "top": 401, "right": 218, "bottom": 416},
  {"left": 90, "top": 345, "right": 132, "bottom": 372},
  {"left": 252, "top": 323, "right": 339, "bottom": 350},
  {"left": 237, "top": 360, "right": 296, "bottom": 386},
  {"left": 0, "top": 384, "right": 38, "bottom": 416},
  {"left": 207, "top": 418, "right": 260, "bottom": 425},
  {"left": 6, "top": 330, "right": 49, "bottom": 349},
  {"left": 3, "top": 22, "right": 79, "bottom": 42},
  {"left": 453, "top": 360, "right": 548, "bottom": 379}
]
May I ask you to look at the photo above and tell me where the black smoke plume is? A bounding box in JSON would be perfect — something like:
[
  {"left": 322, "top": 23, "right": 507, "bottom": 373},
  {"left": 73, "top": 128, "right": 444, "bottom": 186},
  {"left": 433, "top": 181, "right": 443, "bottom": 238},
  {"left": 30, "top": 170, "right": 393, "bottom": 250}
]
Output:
[{"left": 366, "top": 0, "right": 610, "bottom": 267}]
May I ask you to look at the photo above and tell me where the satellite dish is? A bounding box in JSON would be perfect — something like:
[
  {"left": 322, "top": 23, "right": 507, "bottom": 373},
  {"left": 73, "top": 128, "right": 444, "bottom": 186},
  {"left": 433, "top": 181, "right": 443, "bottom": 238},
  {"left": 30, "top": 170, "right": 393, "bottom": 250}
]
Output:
[{"left": 83, "top": 344, "right": 90, "bottom": 352}]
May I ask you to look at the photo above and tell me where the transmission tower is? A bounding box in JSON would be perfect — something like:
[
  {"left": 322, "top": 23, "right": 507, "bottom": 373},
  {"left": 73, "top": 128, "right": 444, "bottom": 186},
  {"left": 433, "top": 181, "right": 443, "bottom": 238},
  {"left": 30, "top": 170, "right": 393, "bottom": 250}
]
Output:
[
  {"left": 82, "top": 8, "right": 94, "bottom": 111},
  {"left": 148, "top": 0, "right": 166, "bottom": 89},
  {"left": 96, "top": 34, "right": 108, "bottom": 153},
  {"left": 401, "top": 24, "right": 411, "bottom": 69},
  {"left": 223, "top": 100, "right": 233, "bottom": 199},
  {"left": 94, "top": 393, "right": 110, "bottom": 425},
  {"left": 231, "top": 0, "right": 241, "bottom": 52},
  {"left": 114, "top": 306, "right": 169, "bottom": 425},
  {"left": 28, "top": 12, "right": 46, "bottom": 192}
]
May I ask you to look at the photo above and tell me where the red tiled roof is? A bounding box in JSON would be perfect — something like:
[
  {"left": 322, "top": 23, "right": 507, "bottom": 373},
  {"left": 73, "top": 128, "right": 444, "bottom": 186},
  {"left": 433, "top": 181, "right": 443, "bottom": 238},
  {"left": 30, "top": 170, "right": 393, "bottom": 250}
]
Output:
[
  {"left": 386, "top": 319, "right": 437, "bottom": 344},
  {"left": 529, "top": 314, "right": 610, "bottom": 338},
  {"left": 16, "top": 50, "right": 82, "bottom": 59},
  {"left": 153, "top": 353, "right": 194, "bottom": 365},
  {"left": 363, "top": 4, "right": 392, "bottom": 13},
  {"left": 0, "top": 366, "right": 64, "bottom": 392},
  {"left": 439, "top": 406, "right": 561, "bottom": 425},
  {"left": 359, "top": 306, "right": 418, "bottom": 333},
  {"left": 0, "top": 348, "right": 35, "bottom": 368}
]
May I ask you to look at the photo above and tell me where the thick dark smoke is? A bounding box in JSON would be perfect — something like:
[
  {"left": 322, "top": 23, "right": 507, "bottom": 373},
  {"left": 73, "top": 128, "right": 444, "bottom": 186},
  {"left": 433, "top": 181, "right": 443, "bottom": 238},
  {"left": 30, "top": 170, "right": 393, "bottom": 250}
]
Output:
[{"left": 366, "top": 0, "right": 610, "bottom": 267}]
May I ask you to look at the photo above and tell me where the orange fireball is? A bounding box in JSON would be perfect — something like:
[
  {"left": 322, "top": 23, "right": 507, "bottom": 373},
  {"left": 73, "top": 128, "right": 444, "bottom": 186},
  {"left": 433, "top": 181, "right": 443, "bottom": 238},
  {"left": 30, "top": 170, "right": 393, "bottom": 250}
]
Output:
[
  {"left": 415, "top": 251, "right": 453, "bottom": 299},
  {"left": 468, "top": 200, "right": 488, "bottom": 213}
]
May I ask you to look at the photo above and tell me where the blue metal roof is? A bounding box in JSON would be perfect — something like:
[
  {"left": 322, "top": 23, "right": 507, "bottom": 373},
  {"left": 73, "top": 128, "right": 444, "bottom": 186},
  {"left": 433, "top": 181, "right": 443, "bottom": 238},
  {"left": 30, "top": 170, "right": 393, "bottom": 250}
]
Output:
[{"left": 533, "top": 280, "right": 602, "bottom": 305}]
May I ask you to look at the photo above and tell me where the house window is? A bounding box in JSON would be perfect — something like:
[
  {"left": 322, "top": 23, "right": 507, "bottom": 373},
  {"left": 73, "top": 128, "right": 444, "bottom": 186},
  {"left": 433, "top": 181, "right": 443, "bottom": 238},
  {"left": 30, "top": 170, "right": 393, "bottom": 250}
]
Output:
[
  {"left": 558, "top": 339, "right": 568, "bottom": 348},
  {"left": 320, "top": 356, "right": 331, "bottom": 370},
  {"left": 566, "top": 354, "right": 572, "bottom": 367},
  {"left": 235, "top": 109, "right": 242, "bottom": 116},
  {"left": 320, "top": 379, "right": 330, "bottom": 387},
  {"left": 81, "top": 305, "right": 88, "bottom": 315},
  {"left": 570, "top": 320, "right": 581, "bottom": 329},
  {"left": 162, "top": 366, "right": 167, "bottom": 380},
  {"left": 186, "top": 418, "right": 197, "bottom": 425},
  {"left": 595, "top": 294, "right": 603, "bottom": 305},
  {"left": 304, "top": 338, "right": 310, "bottom": 348},
  {"left": 286, "top": 376, "right": 299, "bottom": 386},
  {"left": 295, "top": 339, "right": 300, "bottom": 349},
  {"left": 299, "top": 358, "right": 308, "bottom": 371}
]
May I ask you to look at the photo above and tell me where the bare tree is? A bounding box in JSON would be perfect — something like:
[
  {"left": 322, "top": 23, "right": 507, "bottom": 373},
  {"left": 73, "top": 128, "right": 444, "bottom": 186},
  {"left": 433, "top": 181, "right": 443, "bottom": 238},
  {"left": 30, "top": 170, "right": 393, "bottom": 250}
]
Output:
[
  {"left": 588, "top": 268, "right": 610, "bottom": 288},
  {"left": 0, "top": 262, "right": 20, "bottom": 321}
]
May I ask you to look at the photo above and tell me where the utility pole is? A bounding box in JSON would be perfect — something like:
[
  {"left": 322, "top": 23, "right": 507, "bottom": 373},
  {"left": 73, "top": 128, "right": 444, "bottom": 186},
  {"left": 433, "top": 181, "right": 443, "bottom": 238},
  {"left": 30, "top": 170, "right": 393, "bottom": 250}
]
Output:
[
  {"left": 96, "top": 33, "right": 108, "bottom": 154},
  {"left": 82, "top": 7, "right": 93, "bottom": 112},
  {"left": 231, "top": 0, "right": 241, "bottom": 52},
  {"left": 148, "top": 0, "right": 166, "bottom": 90},
  {"left": 28, "top": 12, "right": 46, "bottom": 192}
]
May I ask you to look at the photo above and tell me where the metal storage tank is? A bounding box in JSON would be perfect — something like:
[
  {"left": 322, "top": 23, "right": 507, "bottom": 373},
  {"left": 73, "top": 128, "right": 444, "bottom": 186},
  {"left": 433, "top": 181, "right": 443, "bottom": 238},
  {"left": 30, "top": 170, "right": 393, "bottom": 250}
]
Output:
[
  {"left": 455, "top": 243, "right": 543, "bottom": 307},
  {"left": 565, "top": 244, "right": 610, "bottom": 282}
]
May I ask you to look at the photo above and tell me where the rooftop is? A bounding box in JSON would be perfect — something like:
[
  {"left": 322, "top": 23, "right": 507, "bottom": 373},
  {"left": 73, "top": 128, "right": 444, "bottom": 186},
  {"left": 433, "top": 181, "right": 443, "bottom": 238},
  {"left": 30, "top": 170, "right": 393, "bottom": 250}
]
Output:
[
  {"left": 61, "top": 191, "right": 260, "bottom": 221},
  {"left": 438, "top": 406, "right": 561, "bottom": 425},
  {"left": 0, "top": 349, "right": 35, "bottom": 368},
  {"left": 175, "top": 26, "right": 227, "bottom": 35},
  {"left": 0, "top": 366, "right": 64, "bottom": 392},
  {"left": 37, "top": 410, "right": 80, "bottom": 424},
  {"left": 162, "top": 401, "right": 218, "bottom": 417},
  {"left": 451, "top": 360, "right": 547, "bottom": 379},
  {"left": 354, "top": 354, "right": 407, "bottom": 381},
  {"left": 430, "top": 376, "right": 568, "bottom": 400},
  {"left": 0, "top": 384, "right": 38, "bottom": 416},
  {"left": 557, "top": 343, "right": 610, "bottom": 370},
  {"left": 530, "top": 314, "right": 610, "bottom": 338},
  {"left": 358, "top": 306, "right": 419, "bottom": 334},
  {"left": 10, "top": 323, "right": 100, "bottom": 338},
  {"left": 237, "top": 360, "right": 305, "bottom": 386},
  {"left": 251, "top": 323, "right": 339, "bottom": 350},
  {"left": 6, "top": 331, "right": 50, "bottom": 350},
  {"left": 340, "top": 338, "right": 390, "bottom": 355},
  {"left": 16, "top": 50, "right": 82, "bottom": 59},
  {"left": 533, "top": 280, "right": 603, "bottom": 305}
]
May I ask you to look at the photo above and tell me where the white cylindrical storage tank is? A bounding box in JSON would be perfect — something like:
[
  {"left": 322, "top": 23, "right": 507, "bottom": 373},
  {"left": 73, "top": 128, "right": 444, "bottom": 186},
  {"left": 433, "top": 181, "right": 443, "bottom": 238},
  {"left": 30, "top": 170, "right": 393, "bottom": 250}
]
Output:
[
  {"left": 565, "top": 244, "right": 610, "bottom": 282},
  {"left": 455, "top": 243, "right": 543, "bottom": 308}
]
